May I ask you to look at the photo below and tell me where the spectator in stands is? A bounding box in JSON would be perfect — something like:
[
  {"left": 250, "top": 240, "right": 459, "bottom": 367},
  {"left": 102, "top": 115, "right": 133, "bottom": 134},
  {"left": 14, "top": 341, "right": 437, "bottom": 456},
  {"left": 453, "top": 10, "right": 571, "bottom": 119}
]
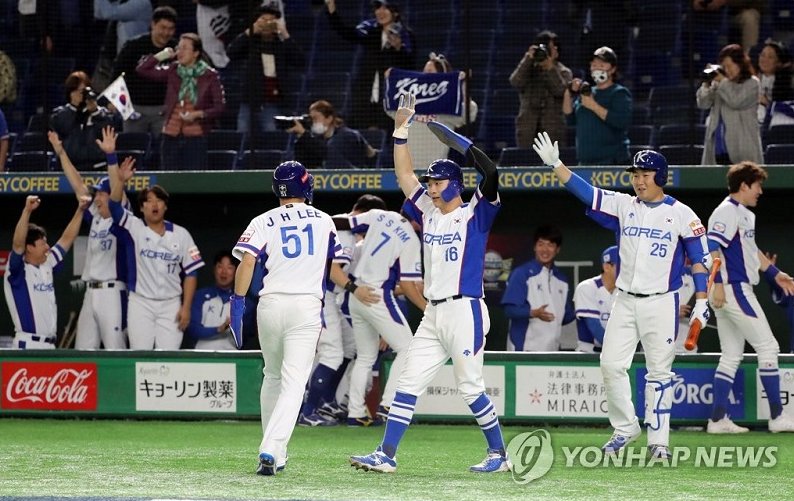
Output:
[
  {"left": 384, "top": 52, "right": 478, "bottom": 168},
  {"left": 697, "top": 44, "right": 763, "bottom": 165},
  {"left": 112, "top": 6, "right": 178, "bottom": 137},
  {"left": 187, "top": 251, "right": 238, "bottom": 350},
  {"left": 137, "top": 33, "right": 226, "bottom": 170},
  {"left": 325, "top": 0, "right": 416, "bottom": 130},
  {"left": 510, "top": 30, "right": 572, "bottom": 149},
  {"left": 0, "top": 108, "right": 8, "bottom": 172},
  {"left": 291, "top": 99, "right": 377, "bottom": 169},
  {"left": 500, "top": 225, "right": 575, "bottom": 351},
  {"left": 49, "top": 71, "right": 116, "bottom": 171},
  {"left": 226, "top": 3, "right": 305, "bottom": 134},
  {"left": 563, "top": 46, "right": 631, "bottom": 165},
  {"left": 94, "top": 0, "right": 152, "bottom": 55},
  {"left": 757, "top": 39, "right": 794, "bottom": 125},
  {"left": 0, "top": 50, "right": 17, "bottom": 106}
]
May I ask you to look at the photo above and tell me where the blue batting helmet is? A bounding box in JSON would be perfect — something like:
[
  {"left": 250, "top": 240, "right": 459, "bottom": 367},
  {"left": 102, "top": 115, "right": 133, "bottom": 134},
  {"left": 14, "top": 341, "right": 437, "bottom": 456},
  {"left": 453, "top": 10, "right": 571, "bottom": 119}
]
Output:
[
  {"left": 272, "top": 161, "right": 314, "bottom": 203},
  {"left": 628, "top": 149, "right": 668, "bottom": 187},
  {"left": 418, "top": 159, "right": 464, "bottom": 202}
]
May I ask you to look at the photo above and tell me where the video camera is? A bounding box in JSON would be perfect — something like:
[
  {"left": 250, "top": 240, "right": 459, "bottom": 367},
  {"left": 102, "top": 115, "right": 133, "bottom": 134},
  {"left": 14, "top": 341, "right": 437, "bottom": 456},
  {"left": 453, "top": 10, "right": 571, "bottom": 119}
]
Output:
[
  {"left": 703, "top": 64, "right": 725, "bottom": 82},
  {"left": 274, "top": 114, "right": 311, "bottom": 130},
  {"left": 533, "top": 44, "right": 548, "bottom": 63}
]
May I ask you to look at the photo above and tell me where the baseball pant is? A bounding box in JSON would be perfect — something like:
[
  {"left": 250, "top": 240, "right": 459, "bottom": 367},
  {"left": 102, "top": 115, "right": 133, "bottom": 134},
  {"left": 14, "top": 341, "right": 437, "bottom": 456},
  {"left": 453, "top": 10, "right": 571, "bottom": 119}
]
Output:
[
  {"left": 13, "top": 332, "right": 57, "bottom": 350},
  {"left": 714, "top": 283, "right": 780, "bottom": 375},
  {"left": 396, "top": 297, "right": 490, "bottom": 405},
  {"left": 127, "top": 293, "right": 182, "bottom": 350},
  {"left": 75, "top": 286, "right": 128, "bottom": 350},
  {"left": 257, "top": 294, "right": 322, "bottom": 466},
  {"left": 600, "top": 291, "right": 677, "bottom": 445},
  {"left": 348, "top": 289, "right": 413, "bottom": 418},
  {"left": 316, "top": 292, "right": 346, "bottom": 370}
]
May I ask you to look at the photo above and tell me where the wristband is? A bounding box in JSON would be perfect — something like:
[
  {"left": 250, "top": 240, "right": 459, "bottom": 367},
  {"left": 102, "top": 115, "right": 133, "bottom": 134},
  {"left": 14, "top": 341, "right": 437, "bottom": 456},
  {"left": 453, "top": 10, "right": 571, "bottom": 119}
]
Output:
[
  {"left": 394, "top": 137, "right": 407, "bottom": 145},
  {"left": 765, "top": 265, "right": 781, "bottom": 281},
  {"left": 344, "top": 280, "right": 358, "bottom": 294},
  {"left": 692, "top": 272, "right": 708, "bottom": 294},
  {"left": 106, "top": 153, "right": 118, "bottom": 166}
]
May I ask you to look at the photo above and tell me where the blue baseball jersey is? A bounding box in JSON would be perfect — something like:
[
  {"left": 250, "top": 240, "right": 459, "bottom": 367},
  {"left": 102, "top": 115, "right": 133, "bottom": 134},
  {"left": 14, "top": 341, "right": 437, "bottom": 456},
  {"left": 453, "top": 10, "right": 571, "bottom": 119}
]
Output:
[
  {"left": 405, "top": 185, "right": 500, "bottom": 300},
  {"left": 707, "top": 197, "right": 760, "bottom": 285},
  {"left": 590, "top": 189, "right": 709, "bottom": 294},
  {"left": 574, "top": 276, "right": 615, "bottom": 351},
  {"left": 501, "top": 259, "right": 575, "bottom": 351},
  {"left": 187, "top": 285, "right": 233, "bottom": 340},
  {"left": 3, "top": 245, "right": 66, "bottom": 336}
]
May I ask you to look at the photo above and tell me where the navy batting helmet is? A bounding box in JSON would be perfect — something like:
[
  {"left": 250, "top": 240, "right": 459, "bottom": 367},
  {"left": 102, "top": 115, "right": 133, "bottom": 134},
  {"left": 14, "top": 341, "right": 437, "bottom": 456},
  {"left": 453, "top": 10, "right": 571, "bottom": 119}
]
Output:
[
  {"left": 418, "top": 159, "right": 464, "bottom": 202},
  {"left": 628, "top": 149, "right": 668, "bottom": 187},
  {"left": 272, "top": 161, "right": 314, "bottom": 203}
]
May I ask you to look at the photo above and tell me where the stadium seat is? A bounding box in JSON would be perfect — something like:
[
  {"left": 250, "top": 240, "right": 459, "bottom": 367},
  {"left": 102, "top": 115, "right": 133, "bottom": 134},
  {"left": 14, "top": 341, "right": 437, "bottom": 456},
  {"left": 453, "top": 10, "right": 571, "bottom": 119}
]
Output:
[
  {"left": 116, "top": 132, "right": 151, "bottom": 153},
  {"left": 26, "top": 113, "right": 48, "bottom": 132},
  {"left": 497, "top": 147, "right": 540, "bottom": 167},
  {"left": 207, "top": 130, "right": 245, "bottom": 153},
  {"left": 206, "top": 150, "right": 238, "bottom": 170},
  {"left": 765, "top": 124, "right": 794, "bottom": 146},
  {"left": 358, "top": 128, "right": 386, "bottom": 152},
  {"left": 657, "top": 124, "right": 706, "bottom": 147},
  {"left": 489, "top": 89, "right": 519, "bottom": 117},
  {"left": 16, "top": 132, "right": 48, "bottom": 152},
  {"left": 628, "top": 125, "right": 655, "bottom": 148},
  {"left": 659, "top": 145, "right": 704, "bottom": 165},
  {"left": 648, "top": 85, "right": 695, "bottom": 111},
  {"left": 630, "top": 145, "right": 655, "bottom": 159},
  {"left": 9, "top": 151, "right": 52, "bottom": 171},
  {"left": 559, "top": 146, "right": 577, "bottom": 166},
  {"left": 764, "top": 144, "right": 794, "bottom": 164},
  {"left": 248, "top": 130, "right": 290, "bottom": 152},
  {"left": 116, "top": 150, "right": 147, "bottom": 170},
  {"left": 240, "top": 150, "right": 284, "bottom": 170}
]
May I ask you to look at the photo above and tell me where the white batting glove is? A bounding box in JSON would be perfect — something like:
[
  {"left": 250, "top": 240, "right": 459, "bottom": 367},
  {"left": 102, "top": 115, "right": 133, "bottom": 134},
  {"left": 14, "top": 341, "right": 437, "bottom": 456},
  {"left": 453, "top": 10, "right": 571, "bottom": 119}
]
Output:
[
  {"left": 393, "top": 93, "right": 416, "bottom": 140},
  {"left": 688, "top": 298, "right": 711, "bottom": 328},
  {"left": 532, "top": 131, "right": 562, "bottom": 167},
  {"left": 154, "top": 47, "right": 175, "bottom": 62}
]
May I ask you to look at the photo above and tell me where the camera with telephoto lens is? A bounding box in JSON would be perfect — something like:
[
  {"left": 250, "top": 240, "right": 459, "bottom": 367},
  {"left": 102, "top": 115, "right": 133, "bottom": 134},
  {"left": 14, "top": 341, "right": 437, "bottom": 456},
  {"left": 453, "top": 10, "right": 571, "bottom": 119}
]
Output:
[
  {"left": 274, "top": 114, "right": 311, "bottom": 130},
  {"left": 533, "top": 44, "right": 548, "bottom": 63},
  {"left": 569, "top": 81, "right": 591, "bottom": 96},
  {"left": 703, "top": 64, "right": 725, "bottom": 82}
]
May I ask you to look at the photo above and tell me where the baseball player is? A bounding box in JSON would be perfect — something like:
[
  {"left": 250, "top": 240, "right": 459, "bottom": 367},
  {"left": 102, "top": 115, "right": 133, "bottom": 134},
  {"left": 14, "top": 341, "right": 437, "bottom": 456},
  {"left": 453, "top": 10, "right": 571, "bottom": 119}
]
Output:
[
  {"left": 49, "top": 131, "right": 135, "bottom": 350},
  {"left": 705, "top": 161, "right": 794, "bottom": 434},
  {"left": 228, "top": 161, "right": 377, "bottom": 476},
  {"left": 501, "top": 224, "right": 575, "bottom": 351},
  {"left": 341, "top": 205, "right": 425, "bottom": 426},
  {"left": 764, "top": 253, "right": 794, "bottom": 353},
  {"left": 574, "top": 246, "right": 619, "bottom": 353},
  {"left": 533, "top": 131, "right": 711, "bottom": 459},
  {"left": 300, "top": 195, "right": 385, "bottom": 426},
  {"left": 675, "top": 265, "right": 697, "bottom": 354},
  {"left": 4, "top": 195, "right": 89, "bottom": 349},
  {"left": 186, "top": 251, "right": 238, "bottom": 350},
  {"left": 350, "top": 94, "right": 510, "bottom": 474},
  {"left": 101, "top": 128, "right": 205, "bottom": 350}
]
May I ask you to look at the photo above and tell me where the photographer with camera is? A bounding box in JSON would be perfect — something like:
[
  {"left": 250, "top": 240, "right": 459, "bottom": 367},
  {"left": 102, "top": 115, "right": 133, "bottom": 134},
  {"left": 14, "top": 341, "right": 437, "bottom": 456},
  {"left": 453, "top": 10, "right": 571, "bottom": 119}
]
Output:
[
  {"left": 49, "top": 71, "right": 116, "bottom": 171},
  {"left": 510, "top": 30, "right": 572, "bottom": 149},
  {"left": 326, "top": 0, "right": 416, "bottom": 130},
  {"left": 226, "top": 4, "right": 304, "bottom": 134},
  {"left": 563, "top": 46, "right": 631, "bottom": 165},
  {"left": 697, "top": 44, "right": 763, "bottom": 165},
  {"left": 288, "top": 99, "right": 377, "bottom": 169}
]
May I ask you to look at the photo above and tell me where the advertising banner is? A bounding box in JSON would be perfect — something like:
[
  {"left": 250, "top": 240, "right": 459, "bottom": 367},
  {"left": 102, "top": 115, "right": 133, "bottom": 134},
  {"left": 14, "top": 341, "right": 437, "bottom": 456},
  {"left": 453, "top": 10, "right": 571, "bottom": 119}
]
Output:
[
  {"left": 135, "top": 362, "right": 237, "bottom": 413},
  {"left": 414, "top": 365, "right": 506, "bottom": 416},
  {"left": 1, "top": 361, "right": 98, "bottom": 411},
  {"left": 515, "top": 365, "right": 608, "bottom": 418}
]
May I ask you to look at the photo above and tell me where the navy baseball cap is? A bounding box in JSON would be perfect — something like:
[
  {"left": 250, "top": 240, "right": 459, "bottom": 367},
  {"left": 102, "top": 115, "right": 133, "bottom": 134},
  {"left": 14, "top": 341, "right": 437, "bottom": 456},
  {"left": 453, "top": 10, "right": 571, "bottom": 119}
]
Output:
[
  {"left": 592, "top": 46, "right": 618, "bottom": 66},
  {"left": 90, "top": 176, "right": 111, "bottom": 194},
  {"left": 602, "top": 245, "right": 619, "bottom": 265}
]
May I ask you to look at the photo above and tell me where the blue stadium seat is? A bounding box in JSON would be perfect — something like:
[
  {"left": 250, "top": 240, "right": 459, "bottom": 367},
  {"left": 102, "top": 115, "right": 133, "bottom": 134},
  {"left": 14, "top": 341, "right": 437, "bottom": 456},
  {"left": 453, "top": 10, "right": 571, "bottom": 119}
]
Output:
[
  {"left": 17, "top": 131, "right": 48, "bottom": 152},
  {"left": 116, "top": 132, "right": 151, "bottom": 153},
  {"left": 628, "top": 125, "right": 655, "bottom": 148},
  {"left": 116, "top": 150, "right": 147, "bottom": 170},
  {"left": 497, "top": 147, "right": 540, "bottom": 167},
  {"left": 207, "top": 130, "right": 245, "bottom": 153},
  {"left": 657, "top": 124, "right": 706, "bottom": 147},
  {"left": 765, "top": 124, "right": 794, "bottom": 146},
  {"left": 659, "top": 145, "right": 704, "bottom": 165},
  {"left": 648, "top": 85, "right": 696, "bottom": 112},
  {"left": 248, "top": 130, "right": 290, "bottom": 152},
  {"left": 206, "top": 150, "right": 238, "bottom": 171},
  {"left": 240, "top": 150, "right": 284, "bottom": 170},
  {"left": 765, "top": 144, "right": 794, "bottom": 164},
  {"left": 9, "top": 151, "right": 53, "bottom": 172}
]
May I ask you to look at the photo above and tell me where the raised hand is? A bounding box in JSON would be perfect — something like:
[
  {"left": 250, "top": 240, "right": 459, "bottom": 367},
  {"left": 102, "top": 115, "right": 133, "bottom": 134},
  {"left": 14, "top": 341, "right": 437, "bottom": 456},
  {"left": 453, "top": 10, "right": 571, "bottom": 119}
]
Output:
[
  {"left": 47, "top": 131, "right": 64, "bottom": 155},
  {"left": 120, "top": 156, "right": 137, "bottom": 182},
  {"left": 533, "top": 131, "right": 561, "bottom": 167},
  {"left": 95, "top": 126, "right": 118, "bottom": 155},
  {"left": 776, "top": 271, "right": 794, "bottom": 296},
  {"left": 25, "top": 195, "right": 41, "bottom": 212},
  {"left": 393, "top": 93, "right": 416, "bottom": 139}
]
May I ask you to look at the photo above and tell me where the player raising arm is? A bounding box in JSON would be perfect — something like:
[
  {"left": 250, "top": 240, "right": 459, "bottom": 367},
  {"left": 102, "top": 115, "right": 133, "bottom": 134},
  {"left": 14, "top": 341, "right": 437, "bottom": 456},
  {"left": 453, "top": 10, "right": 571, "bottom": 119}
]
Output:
[
  {"left": 350, "top": 93, "right": 509, "bottom": 474},
  {"left": 533, "top": 131, "right": 711, "bottom": 459}
]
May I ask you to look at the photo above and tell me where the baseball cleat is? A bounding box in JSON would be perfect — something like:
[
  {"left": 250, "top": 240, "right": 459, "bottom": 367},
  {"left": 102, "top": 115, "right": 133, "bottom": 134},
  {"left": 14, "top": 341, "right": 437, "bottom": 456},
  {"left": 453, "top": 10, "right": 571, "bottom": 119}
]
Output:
[
  {"left": 376, "top": 405, "right": 390, "bottom": 420},
  {"left": 350, "top": 446, "right": 397, "bottom": 473},
  {"left": 648, "top": 444, "right": 672, "bottom": 460},
  {"left": 277, "top": 455, "right": 288, "bottom": 473},
  {"left": 317, "top": 401, "right": 347, "bottom": 421},
  {"left": 707, "top": 417, "right": 750, "bottom": 434},
  {"left": 426, "top": 120, "right": 472, "bottom": 154},
  {"left": 347, "top": 416, "right": 383, "bottom": 427},
  {"left": 256, "top": 452, "right": 276, "bottom": 476},
  {"left": 469, "top": 448, "right": 511, "bottom": 473},
  {"left": 298, "top": 412, "right": 338, "bottom": 427},
  {"left": 601, "top": 430, "right": 641, "bottom": 455},
  {"left": 769, "top": 413, "right": 794, "bottom": 433}
]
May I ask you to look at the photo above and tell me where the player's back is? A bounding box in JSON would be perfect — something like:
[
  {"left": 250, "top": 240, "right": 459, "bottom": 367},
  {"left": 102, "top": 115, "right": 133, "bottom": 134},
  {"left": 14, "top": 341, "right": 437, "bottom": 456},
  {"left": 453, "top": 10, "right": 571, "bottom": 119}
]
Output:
[
  {"left": 350, "top": 209, "right": 421, "bottom": 289},
  {"left": 707, "top": 197, "right": 760, "bottom": 285},
  {"left": 241, "top": 203, "right": 338, "bottom": 300}
]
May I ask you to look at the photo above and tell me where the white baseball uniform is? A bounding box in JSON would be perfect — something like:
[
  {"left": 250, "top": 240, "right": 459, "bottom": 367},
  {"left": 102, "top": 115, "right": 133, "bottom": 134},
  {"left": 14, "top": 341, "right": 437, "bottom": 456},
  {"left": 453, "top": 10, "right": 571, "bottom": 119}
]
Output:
[
  {"left": 75, "top": 204, "right": 133, "bottom": 350},
  {"left": 708, "top": 197, "right": 779, "bottom": 383},
  {"left": 233, "top": 202, "right": 342, "bottom": 468},
  {"left": 4, "top": 244, "right": 66, "bottom": 349},
  {"left": 590, "top": 188, "right": 709, "bottom": 446},
  {"left": 345, "top": 209, "right": 422, "bottom": 418},
  {"left": 395, "top": 185, "right": 499, "bottom": 405},
  {"left": 675, "top": 270, "right": 697, "bottom": 354},
  {"left": 110, "top": 201, "right": 204, "bottom": 349},
  {"left": 574, "top": 275, "right": 615, "bottom": 353}
]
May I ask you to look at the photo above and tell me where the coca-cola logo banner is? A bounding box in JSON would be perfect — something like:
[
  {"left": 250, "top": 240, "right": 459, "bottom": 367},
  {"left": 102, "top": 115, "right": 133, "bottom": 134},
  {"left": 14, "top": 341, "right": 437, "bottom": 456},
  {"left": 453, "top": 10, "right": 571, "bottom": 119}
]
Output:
[{"left": 1, "top": 362, "right": 98, "bottom": 411}]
